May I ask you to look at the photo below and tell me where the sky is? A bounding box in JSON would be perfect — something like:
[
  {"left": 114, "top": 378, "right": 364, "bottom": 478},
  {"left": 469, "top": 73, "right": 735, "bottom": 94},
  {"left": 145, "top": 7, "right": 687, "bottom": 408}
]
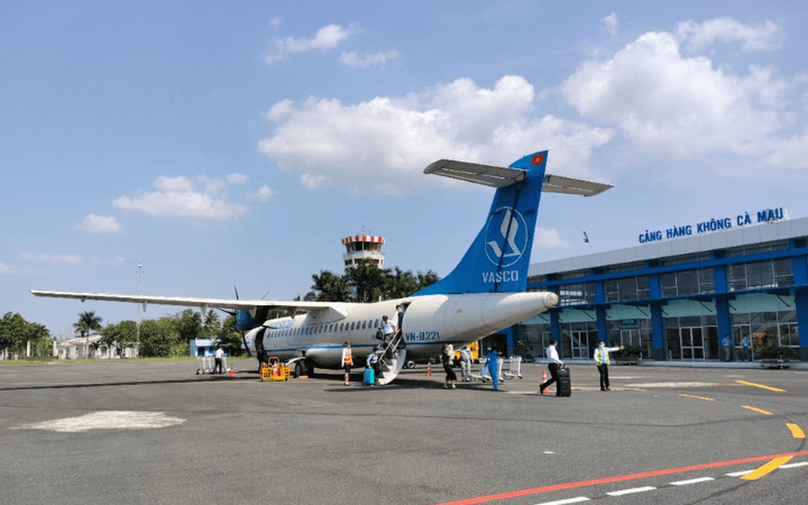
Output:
[{"left": 2, "top": 1, "right": 808, "bottom": 338}]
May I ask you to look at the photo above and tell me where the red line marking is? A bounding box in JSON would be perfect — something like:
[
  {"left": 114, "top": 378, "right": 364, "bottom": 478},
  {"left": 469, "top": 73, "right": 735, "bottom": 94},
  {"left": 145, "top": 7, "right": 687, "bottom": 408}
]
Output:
[{"left": 433, "top": 450, "right": 808, "bottom": 505}]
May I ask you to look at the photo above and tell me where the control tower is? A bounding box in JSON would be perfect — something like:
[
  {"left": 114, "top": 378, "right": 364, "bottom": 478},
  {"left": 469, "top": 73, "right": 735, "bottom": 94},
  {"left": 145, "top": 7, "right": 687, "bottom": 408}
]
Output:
[{"left": 341, "top": 234, "right": 385, "bottom": 271}]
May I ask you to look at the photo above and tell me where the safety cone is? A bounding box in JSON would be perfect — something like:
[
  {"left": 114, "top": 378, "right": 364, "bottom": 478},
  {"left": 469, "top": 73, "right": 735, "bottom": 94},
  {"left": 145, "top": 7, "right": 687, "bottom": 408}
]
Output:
[
  {"left": 538, "top": 369, "right": 547, "bottom": 393},
  {"left": 229, "top": 365, "right": 235, "bottom": 377},
  {"left": 426, "top": 362, "right": 432, "bottom": 376}
]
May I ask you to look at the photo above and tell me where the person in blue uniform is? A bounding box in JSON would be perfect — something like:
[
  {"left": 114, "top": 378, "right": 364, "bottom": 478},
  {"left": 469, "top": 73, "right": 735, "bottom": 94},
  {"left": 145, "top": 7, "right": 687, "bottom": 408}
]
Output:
[{"left": 486, "top": 347, "right": 499, "bottom": 391}]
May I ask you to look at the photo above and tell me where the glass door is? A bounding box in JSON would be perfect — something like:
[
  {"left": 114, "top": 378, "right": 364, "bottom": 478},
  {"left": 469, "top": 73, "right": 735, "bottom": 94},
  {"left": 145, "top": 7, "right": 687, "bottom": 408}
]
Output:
[
  {"left": 571, "top": 330, "right": 592, "bottom": 358},
  {"left": 680, "top": 327, "right": 705, "bottom": 359}
]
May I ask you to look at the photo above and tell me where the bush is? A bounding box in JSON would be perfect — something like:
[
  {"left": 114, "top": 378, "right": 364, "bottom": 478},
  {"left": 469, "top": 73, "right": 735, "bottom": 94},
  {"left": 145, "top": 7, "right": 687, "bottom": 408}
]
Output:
[{"left": 758, "top": 346, "right": 798, "bottom": 360}]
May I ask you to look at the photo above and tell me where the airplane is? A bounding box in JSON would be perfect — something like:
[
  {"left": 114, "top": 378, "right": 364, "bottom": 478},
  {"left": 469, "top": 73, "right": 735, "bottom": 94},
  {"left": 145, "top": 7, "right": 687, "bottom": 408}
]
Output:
[{"left": 31, "top": 150, "right": 612, "bottom": 385}]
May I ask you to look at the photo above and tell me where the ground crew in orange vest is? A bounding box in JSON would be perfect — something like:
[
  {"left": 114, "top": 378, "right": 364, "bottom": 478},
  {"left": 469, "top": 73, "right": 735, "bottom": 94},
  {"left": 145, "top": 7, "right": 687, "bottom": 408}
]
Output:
[{"left": 341, "top": 341, "right": 353, "bottom": 386}]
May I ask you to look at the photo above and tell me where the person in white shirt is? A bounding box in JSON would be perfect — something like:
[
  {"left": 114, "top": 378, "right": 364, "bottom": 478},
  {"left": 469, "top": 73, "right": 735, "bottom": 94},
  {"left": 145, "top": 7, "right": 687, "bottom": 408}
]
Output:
[
  {"left": 539, "top": 339, "right": 563, "bottom": 395},
  {"left": 214, "top": 347, "right": 224, "bottom": 374},
  {"left": 593, "top": 340, "right": 623, "bottom": 391},
  {"left": 459, "top": 345, "right": 473, "bottom": 382}
]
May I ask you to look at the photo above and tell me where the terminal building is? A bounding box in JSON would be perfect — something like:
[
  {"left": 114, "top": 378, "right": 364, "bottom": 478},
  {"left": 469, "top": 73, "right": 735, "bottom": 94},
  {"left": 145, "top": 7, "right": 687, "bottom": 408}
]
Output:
[{"left": 509, "top": 212, "right": 808, "bottom": 363}]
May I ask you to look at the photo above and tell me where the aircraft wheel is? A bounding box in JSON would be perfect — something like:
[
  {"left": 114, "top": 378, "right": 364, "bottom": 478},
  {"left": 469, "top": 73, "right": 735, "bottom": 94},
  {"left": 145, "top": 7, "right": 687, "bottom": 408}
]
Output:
[{"left": 294, "top": 361, "right": 303, "bottom": 378}]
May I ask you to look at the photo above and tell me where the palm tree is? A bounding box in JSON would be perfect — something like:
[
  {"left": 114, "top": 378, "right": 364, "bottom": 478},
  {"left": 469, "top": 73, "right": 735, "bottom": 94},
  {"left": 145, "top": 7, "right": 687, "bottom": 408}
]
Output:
[{"left": 74, "top": 311, "right": 103, "bottom": 358}]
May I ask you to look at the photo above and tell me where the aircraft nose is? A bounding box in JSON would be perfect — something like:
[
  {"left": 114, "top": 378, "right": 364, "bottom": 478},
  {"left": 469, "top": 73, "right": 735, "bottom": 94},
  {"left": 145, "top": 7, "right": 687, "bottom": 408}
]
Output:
[{"left": 545, "top": 292, "right": 559, "bottom": 308}]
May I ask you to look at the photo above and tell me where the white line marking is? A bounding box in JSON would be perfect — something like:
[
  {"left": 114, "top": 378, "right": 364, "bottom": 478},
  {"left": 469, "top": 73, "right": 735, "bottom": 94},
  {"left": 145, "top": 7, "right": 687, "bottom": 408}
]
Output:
[
  {"left": 725, "top": 470, "right": 753, "bottom": 477},
  {"left": 606, "top": 486, "right": 657, "bottom": 496},
  {"left": 14, "top": 411, "right": 185, "bottom": 432},
  {"left": 535, "top": 497, "right": 590, "bottom": 505},
  {"left": 779, "top": 461, "right": 808, "bottom": 469},
  {"left": 670, "top": 476, "right": 715, "bottom": 486}
]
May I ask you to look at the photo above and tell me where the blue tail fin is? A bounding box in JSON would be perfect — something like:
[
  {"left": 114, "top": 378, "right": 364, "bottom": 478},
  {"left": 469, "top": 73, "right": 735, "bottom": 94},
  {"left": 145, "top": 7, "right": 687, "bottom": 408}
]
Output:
[{"left": 413, "top": 151, "right": 548, "bottom": 296}]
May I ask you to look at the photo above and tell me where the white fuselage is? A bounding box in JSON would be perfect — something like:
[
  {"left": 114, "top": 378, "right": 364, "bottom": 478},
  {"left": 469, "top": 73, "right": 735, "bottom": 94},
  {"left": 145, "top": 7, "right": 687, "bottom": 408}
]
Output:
[{"left": 246, "top": 291, "right": 558, "bottom": 368}]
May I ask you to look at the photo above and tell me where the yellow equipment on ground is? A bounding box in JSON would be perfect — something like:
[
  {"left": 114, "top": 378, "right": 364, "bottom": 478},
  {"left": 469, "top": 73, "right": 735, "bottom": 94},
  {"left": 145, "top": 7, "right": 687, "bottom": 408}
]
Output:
[{"left": 260, "top": 357, "right": 290, "bottom": 382}]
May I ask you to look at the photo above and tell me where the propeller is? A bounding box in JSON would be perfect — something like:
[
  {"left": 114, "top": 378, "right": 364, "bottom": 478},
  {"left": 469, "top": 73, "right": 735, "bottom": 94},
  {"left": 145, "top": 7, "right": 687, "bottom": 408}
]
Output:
[{"left": 215, "top": 284, "right": 253, "bottom": 358}]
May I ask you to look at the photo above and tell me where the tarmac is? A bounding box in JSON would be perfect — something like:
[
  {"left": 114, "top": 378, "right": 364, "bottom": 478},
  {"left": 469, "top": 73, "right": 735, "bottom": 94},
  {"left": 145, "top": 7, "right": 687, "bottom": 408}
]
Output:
[{"left": 2, "top": 359, "right": 808, "bottom": 505}]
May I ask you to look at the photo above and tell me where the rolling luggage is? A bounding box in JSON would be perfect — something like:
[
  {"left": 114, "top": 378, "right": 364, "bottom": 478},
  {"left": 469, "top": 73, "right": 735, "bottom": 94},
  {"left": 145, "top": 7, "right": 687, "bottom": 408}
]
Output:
[
  {"left": 556, "top": 365, "right": 571, "bottom": 397},
  {"left": 363, "top": 367, "right": 375, "bottom": 385}
]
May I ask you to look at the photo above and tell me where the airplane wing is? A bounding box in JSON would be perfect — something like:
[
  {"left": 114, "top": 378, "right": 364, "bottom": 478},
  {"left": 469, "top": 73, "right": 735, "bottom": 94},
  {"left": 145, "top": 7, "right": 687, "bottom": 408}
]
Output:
[{"left": 30, "top": 290, "right": 348, "bottom": 321}]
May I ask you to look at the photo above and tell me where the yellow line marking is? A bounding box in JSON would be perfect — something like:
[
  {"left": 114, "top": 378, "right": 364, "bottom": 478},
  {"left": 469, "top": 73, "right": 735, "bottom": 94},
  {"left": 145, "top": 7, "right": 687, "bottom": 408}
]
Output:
[
  {"left": 742, "top": 405, "right": 773, "bottom": 415},
  {"left": 786, "top": 423, "right": 806, "bottom": 439},
  {"left": 740, "top": 456, "right": 792, "bottom": 481},
  {"left": 679, "top": 394, "right": 714, "bottom": 401},
  {"left": 735, "top": 380, "right": 785, "bottom": 392}
]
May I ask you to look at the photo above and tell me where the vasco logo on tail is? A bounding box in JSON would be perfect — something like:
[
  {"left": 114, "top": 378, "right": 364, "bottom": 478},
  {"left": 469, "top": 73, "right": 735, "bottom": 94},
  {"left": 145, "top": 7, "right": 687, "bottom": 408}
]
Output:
[{"left": 484, "top": 207, "right": 528, "bottom": 268}]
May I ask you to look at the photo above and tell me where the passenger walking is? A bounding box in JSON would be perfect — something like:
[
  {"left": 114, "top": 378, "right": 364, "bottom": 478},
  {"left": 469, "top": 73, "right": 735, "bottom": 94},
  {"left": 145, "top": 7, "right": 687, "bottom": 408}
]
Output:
[
  {"left": 539, "top": 339, "right": 564, "bottom": 395},
  {"left": 382, "top": 315, "right": 396, "bottom": 356},
  {"left": 486, "top": 346, "right": 499, "bottom": 391},
  {"left": 593, "top": 340, "right": 623, "bottom": 391},
  {"left": 741, "top": 335, "right": 751, "bottom": 361},
  {"left": 441, "top": 343, "right": 457, "bottom": 389},
  {"left": 459, "top": 345, "right": 473, "bottom": 382},
  {"left": 341, "top": 341, "right": 353, "bottom": 386},
  {"left": 721, "top": 334, "right": 732, "bottom": 362}
]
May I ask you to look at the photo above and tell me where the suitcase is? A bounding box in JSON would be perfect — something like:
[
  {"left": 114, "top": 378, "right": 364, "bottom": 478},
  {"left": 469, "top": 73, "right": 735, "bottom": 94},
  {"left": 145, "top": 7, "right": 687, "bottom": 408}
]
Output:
[
  {"left": 363, "top": 367, "right": 375, "bottom": 385},
  {"left": 556, "top": 366, "right": 571, "bottom": 397}
]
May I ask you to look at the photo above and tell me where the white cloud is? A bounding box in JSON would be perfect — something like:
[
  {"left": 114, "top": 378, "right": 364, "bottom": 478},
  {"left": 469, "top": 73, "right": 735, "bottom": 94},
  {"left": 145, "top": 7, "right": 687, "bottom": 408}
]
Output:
[
  {"left": 227, "top": 173, "right": 248, "bottom": 184},
  {"left": 18, "top": 252, "right": 83, "bottom": 264},
  {"left": 534, "top": 228, "right": 569, "bottom": 249},
  {"left": 252, "top": 185, "right": 274, "bottom": 200},
  {"left": 113, "top": 176, "right": 248, "bottom": 221},
  {"left": 0, "top": 261, "right": 16, "bottom": 274},
  {"left": 340, "top": 50, "right": 400, "bottom": 68},
  {"left": 602, "top": 13, "right": 618, "bottom": 38},
  {"left": 258, "top": 75, "right": 613, "bottom": 194},
  {"left": 76, "top": 214, "right": 122, "bottom": 234},
  {"left": 264, "top": 24, "right": 358, "bottom": 63},
  {"left": 677, "top": 18, "right": 786, "bottom": 52},
  {"left": 561, "top": 24, "right": 797, "bottom": 165}
]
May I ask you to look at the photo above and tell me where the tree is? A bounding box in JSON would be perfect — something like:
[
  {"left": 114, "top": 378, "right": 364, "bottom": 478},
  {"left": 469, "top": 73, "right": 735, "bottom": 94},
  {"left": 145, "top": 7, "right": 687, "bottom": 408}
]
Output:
[
  {"left": 100, "top": 320, "right": 138, "bottom": 357},
  {"left": 415, "top": 270, "right": 440, "bottom": 291},
  {"left": 201, "top": 310, "right": 222, "bottom": 339},
  {"left": 309, "top": 270, "right": 351, "bottom": 302},
  {"left": 385, "top": 267, "right": 418, "bottom": 299},
  {"left": 0, "top": 312, "right": 52, "bottom": 359},
  {"left": 74, "top": 311, "right": 102, "bottom": 358},
  {"left": 219, "top": 314, "right": 244, "bottom": 356},
  {"left": 346, "top": 259, "right": 388, "bottom": 303},
  {"left": 175, "top": 309, "right": 202, "bottom": 342},
  {"left": 138, "top": 318, "right": 180, "bottom": 357}
]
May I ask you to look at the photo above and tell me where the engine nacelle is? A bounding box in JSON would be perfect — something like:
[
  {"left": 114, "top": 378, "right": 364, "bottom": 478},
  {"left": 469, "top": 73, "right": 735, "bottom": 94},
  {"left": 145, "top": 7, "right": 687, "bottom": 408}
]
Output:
[{"left": 236, "top": 307, "right": 270, "bottom": 331}]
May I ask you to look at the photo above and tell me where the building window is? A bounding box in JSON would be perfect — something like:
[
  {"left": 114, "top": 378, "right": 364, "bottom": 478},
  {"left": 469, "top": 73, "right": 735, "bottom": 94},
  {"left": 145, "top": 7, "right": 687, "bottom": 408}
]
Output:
[
  {"left": 605, "top": 276, "right": 650, "bottom": 302},
  {"left": 729, "top": 259, "right": 793, "bottom": 291},
  {"left": 559, "top": 282, "right": 595, "bottom": 305}
]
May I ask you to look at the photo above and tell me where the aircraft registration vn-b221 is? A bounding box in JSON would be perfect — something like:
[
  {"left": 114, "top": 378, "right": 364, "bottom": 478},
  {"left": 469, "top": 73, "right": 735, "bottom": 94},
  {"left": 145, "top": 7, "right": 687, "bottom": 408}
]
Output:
[{"left": 32, "top": 150, "right": 611, "bottom": 385}]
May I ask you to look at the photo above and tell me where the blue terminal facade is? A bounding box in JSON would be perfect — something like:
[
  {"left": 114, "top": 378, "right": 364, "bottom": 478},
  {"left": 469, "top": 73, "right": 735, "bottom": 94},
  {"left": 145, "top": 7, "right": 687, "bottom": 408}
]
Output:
[{"left": 513, "top": 216, "right": 808, "bottom": 363}]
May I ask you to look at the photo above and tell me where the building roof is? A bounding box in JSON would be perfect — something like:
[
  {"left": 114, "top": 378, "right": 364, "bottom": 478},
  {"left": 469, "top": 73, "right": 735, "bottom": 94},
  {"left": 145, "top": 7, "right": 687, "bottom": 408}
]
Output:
[{"left": 529, "top": 216, "right": 808, "bottom": 277}]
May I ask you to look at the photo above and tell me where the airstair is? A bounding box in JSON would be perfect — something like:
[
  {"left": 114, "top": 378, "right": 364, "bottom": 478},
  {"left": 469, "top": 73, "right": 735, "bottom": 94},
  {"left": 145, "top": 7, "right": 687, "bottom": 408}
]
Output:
[{"left": 375, "top": 332, "right": 407, "bottom": 385}]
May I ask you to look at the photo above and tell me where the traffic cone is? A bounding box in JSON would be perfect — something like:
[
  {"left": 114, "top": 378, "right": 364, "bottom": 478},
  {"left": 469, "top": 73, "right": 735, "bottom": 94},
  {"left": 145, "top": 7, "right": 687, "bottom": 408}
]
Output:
[
  {"left": 538, "top": 369, "right": 547, "bottom": 393},
  {"left": 426, "top": 362, "right": 432, "bottom": 376},
  {"left": 229, "top": 365, "right": 235, "bottom": 377}
]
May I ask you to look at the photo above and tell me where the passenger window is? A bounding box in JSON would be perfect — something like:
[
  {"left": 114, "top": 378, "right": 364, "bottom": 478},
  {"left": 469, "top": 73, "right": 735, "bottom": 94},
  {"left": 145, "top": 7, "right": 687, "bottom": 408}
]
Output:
[{"left": 362, "top": 321, "right": 367, "bottom": 330}]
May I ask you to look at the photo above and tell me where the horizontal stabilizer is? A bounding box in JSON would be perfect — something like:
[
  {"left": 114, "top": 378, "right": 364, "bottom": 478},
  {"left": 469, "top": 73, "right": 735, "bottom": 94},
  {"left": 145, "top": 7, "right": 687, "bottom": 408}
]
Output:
[
  {"left": 425, "top": 159, "right": 612, "bottom": 196},
  {"left": 424, "top": 159, "right": 527, "bottom": 187},
  {"left": 542, "top": 174, "right": 613, "bottom": 197}
]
